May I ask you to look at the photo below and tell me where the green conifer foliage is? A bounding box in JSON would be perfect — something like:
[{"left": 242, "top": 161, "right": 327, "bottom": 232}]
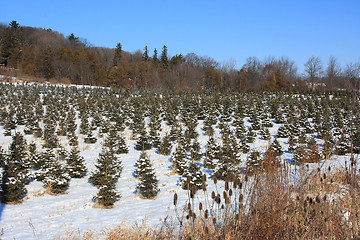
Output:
[
  {"left": 104, "top": 127, "right": 128, "bottom": 154},
  {"left": 158, "top": 133, "right": 172, "bottom": 155},
  {"left": 204, "top": 137, "right": 220, "bottom": 169},
  {"left": 246, "top": 150, "right": 262, "bottom": 175},
  {"left": 172, "top": 139, "right": 188, "bottom": 175},
  {"left": 66, "top": 146, "right": 87, "bottom": 178},
  {"left": 181, "top": 161, "right": 204, "bottom": 190},
  {"left": 93, "top": 180, "right": 120, "bottom": 207},
  {"left": 135, "top": 129, "right": 152, "bottom": 151},
  {"left": 90, "top": 147, "right": 122, "bottom": 207},
  {"left": 1, "top": 133, "right": 28, "bottom": 203},
  {"left": 135, "top": 152, "right": 160, "bottom": 198},
  {"left": 89, "top": 147, "right": 123, "bottom": 187}
]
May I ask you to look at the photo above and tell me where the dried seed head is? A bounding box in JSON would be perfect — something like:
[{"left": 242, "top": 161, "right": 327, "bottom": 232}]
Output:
[
  {"left": 225, "top": 197, "right": 230, "bottom": 205},
  {"left": 323, "top": 195, "right": 327, "bottom": 202},
  {"left": 205, "top": 226, "right": 209, "bottom": 235},
  {"left": 199, "top": 202, "right": 203, "bottom": 211},
  {"left": 323, "top": 173, "right": 326, "bottom": 180},
  {"left": 213, "top": 217, "right": 216, "bottom": 225},
  {"left": 173, "top": 193, "right": 178, "bottom": 206},
  {"left": 202, "top": 182, "right": 207, "bottom": 192},
  {"left": 233, "top": 178, "right": 238, "bottom": 188},
  {"left": 328, "top": 166, "right": 331, "bottom": 172},
  {"left": 309, "top": 198, "right": 313, "bottom": 204},
  {"left": 245, "top": 175, "right": 248, "bottom": 182},
  {"left": 211, "top": 191, "right": 216, "bottom": 199},
  {"left": 239, "top": 182, "right": 243, "bottom": 189},
  {"left": 221, "top": 204, "right": 224, "bottom": 209},
  {"left": 186, "top": 215, "right": 189, "bottom": 220},
  {"left": 225, "top": 181, "right": 229, "bottom": 191},
  {"left": 239, "top": 194, "right": 243, "bottom": 203},
  {"left": 202, "top": 174, "right": 207, "bottom": 183},
  {"left": 192, "top": 213, "right": 196, "bottom": 219},
  {"left": 223, "top": 191, "right": 227, "bottom": 200},
  {"left": 213, "top": 177, "right": 217, "bottom": 184},
  {"left": 229, "top": 189, "right": 233, "bottom": 197},
  {"left": 316, "top": 196, "right": 320, "bottom": 203},
  {"left": 216, "top": 196, "right": 221, "bottom": 205},
  {"left": 205, "top": 209, "right": 209, "bottom": 219},
  {"left": 188, "top": 203, "right": 191, "bottom": 210}
]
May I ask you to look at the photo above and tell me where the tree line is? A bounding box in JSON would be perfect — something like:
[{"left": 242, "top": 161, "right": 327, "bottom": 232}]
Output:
[{"left": 0, "top": 21, "right": 359, "bottom": 91}]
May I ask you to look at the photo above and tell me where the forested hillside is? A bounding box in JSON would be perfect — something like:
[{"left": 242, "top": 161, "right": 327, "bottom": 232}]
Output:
[{"left": 1, "top": 21, "right": 359, "bottom": 91}]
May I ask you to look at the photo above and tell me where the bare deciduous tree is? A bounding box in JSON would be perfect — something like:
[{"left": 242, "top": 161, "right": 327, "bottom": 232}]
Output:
[
  {"left": 304, "top": 56, "right": 323, "bottom": 87},
  {"left": 326, "top": 56, "right": 341, "bottom": 89}
]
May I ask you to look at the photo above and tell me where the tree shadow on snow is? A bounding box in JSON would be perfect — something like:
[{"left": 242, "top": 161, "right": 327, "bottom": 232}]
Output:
[{"left": 0, "top": 203, "right": 5, "bottom": 221}]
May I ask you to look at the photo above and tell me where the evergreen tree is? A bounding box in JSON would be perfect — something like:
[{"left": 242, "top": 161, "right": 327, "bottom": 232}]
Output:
[
  {"left": 136, "top": 166, "right": 160, "bottom": 199},
  {"left": 112, "top": 42, "right": 122, "bottom": 66},
  {"left": 104, "top": 127, "right": 128, "bottom": 154},
  {"left": 181, "top": 161, "right": 204, "bottom": 190},
  {"left": 1, "top": 133, "right": 28, "bottom": 203},
  {"left": 28, "top": 143, "right": 43, "bottom": 170},
  {"left": 91, "top": 147, "right": 122, "bottom": 207},
  {"left": 172, "top": 138, "right": 189, "bottom": 175},
  {"left": 152, "top": 48, "right": 158, "bottom": 64},
  {"left": 89, "top": 147, "right": 123, "bottom": 187},
  {"left": 42, "top": 115, "right": 58, "bottom": 149},
  {"left": 160, "top": 45, "right": 169, "bottom": 70},
  {"left": 259, "top": 126, "right": 270, "bottom": 140},
  {"left": 246, "top": 150, "right": 262, "bottom": 175},
  {"left": 93, "top": 178, "right": 120, "bottom": 207},
  {"left": 135, "top": 129, "right": 152, "bottom": 151},
  {"left": 169, "top": 121, "right": 182, "bottom": 141},
  {"left": 158, "top": 133, "right": 172, "bottom": 155},
  {"left": 269, "top": 138, "right": 283, "bottom": 157},
  {"left": 204, "top": 137, "right": 220, "bottom": 169},
  {"left": 66, "top": 146, "right": 87, "bottom": 178},
  {"left": 41, "top": 154, "right": 71, "bottom": 194},
  {"left": 142, "top": 46, "right": 149, "bottom": 62}
]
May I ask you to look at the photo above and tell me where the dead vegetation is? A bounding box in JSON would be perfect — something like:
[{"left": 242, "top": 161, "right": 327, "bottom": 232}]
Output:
[{"left": 63, "top": 154, "right": 359, "bottom": 240}]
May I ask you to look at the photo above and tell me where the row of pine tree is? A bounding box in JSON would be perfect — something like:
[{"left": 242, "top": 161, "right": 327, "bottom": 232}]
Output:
[{"left": 1, "top": 83, "right": 360, "bottom": 206}]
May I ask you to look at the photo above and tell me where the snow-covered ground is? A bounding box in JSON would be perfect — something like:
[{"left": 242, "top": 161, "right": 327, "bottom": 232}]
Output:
[{"left": 0, "top": 81, "right": 357, "bottom": 239}]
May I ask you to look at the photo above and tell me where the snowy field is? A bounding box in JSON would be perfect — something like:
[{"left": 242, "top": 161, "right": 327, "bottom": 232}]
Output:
[{"left": 0, "top": 81, "right": 358, "bottom": 239}]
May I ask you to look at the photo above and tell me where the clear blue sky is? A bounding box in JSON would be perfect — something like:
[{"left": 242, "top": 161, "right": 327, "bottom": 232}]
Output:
[{"left": 1, "top": 0, "right": 359, "bottom": 73}]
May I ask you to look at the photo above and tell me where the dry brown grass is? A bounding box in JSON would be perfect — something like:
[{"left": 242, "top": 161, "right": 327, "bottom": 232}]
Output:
[{"left": 63, "top": 155, "right": 360, "bottom": 240}]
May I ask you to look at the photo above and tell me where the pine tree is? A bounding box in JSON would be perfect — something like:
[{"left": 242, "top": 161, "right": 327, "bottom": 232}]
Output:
[
  {"left": 246, "top": 126, "right": 256, "bottom": 143},
  {"left": 204, "top": 137, "right": 220, "bottom": 169},
  {"left": 181, "top": 161, "right": 204, "bottom": 190},
  {"left": 89, "top": 147, "right": 123, "bottom": 187},
  {"left": 269, "top": 138, "right": 283, "bottom": 157},
  {"left": 42, "top": 155, "right": 71, "bottom": 194},
  {"left": 66, "top": 146, "right": 87, "bottom": 178},
  {"left": 160, "top": 45, "right": 169, "bottom": 70},
  {"left": 259, "top": 126, "right": 270, "bottom": 140},
  {"left": 113, "top": 42, "right": 122, "bottom": 66},
  {"left": 135, "top": 129, "right": 152, "bottom": 151},
  {"left": 137, "top": 167, "right": 160, "bottom": 199},
  {"left": 1, "top": 133, "right": 28, "bottom": 203},
  {"left": 93, "top": 178, "right": 120, "bottom": 207},
  {"left": 246, "top": 150, "right": 262, "bottom": 175},
  {"left": 91, "top": 147, "right": 122, "bottom": 207},
  {"left": 172, "top": 139, "right": 188, "bottom": 175},
  {"left": 158, "top": 133, "right": 172, "bottom": 155},
  {"left": 135, "top": 151, "right": 151, "bottom": 179},
  {"left": 104, "top": 127, "right": 128, "bottom": 154},
  {"left": 28, "top": 143, "right": 43, "bottom": 170},
  {"left": 142, "top": 46, "right": 149, "bottom": 62}
]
